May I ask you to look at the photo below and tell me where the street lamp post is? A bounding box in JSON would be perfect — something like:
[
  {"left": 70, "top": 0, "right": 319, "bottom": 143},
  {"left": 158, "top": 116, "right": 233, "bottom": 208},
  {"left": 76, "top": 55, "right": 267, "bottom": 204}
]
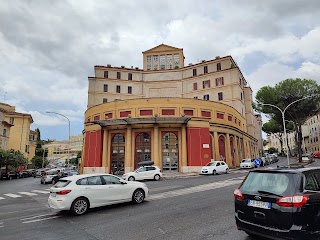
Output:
[
  {"left": 259, "top": 96, "right": 313, "bottom": 166},
  {"left": 46, "top": 111, "right": 70, "bottom": 168}
]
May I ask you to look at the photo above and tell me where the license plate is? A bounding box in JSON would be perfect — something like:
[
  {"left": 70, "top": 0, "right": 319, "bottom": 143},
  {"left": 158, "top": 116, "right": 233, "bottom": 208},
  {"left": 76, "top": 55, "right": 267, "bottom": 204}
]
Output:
[
  {"left": 51, "top": 192, "right": 56, "bottom": 197},
  {"left": 248, "top": 200, "right": 271, "bottom": 209}
]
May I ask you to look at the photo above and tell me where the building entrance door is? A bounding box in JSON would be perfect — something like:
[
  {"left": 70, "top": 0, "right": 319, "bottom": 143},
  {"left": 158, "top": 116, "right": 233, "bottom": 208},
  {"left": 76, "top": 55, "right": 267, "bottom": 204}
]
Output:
[
  {"left": 162, "top": 132, "right": 178, "bottom": 171},
  {"left": 111, "top": 133, "right": 125, "bottom": 175}
]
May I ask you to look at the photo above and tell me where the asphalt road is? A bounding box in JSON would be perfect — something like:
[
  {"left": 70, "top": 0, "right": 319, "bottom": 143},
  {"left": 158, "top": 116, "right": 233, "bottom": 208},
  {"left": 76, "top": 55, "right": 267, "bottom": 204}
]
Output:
[{"left": 0, "top": 157, "right": 318, "bottom": 240}]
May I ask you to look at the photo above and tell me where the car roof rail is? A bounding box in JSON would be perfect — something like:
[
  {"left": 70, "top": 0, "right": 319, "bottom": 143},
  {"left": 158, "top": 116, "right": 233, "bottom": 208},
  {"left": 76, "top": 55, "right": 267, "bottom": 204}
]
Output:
[{"left": 276, "top": 165, "right": 305, "bottom": 169}]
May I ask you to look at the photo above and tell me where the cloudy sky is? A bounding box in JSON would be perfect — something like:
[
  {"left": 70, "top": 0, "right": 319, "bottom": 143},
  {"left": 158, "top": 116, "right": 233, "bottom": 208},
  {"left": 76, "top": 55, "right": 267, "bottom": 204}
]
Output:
[{"left": 1, "top": 0, "right": 320, "bottom": 141}]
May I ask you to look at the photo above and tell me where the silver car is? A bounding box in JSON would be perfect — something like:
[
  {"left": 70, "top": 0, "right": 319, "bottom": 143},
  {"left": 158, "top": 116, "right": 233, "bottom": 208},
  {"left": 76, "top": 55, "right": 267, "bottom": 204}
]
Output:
[{"left": 41, "top": 169, "right": 61, "bottom": 184}]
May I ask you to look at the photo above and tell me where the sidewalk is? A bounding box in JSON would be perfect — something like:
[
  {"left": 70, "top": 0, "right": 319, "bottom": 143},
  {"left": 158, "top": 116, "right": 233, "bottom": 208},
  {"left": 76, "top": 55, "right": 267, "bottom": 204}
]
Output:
[{"left": 162, "top": 171, "right": 198, "bottom": 179}]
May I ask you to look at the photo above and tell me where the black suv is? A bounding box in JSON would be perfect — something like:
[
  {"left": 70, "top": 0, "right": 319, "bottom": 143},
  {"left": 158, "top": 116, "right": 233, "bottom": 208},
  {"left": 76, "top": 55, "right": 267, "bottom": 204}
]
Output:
[{"left": 234, "top": 166, "right": 320, "bottom": 239}]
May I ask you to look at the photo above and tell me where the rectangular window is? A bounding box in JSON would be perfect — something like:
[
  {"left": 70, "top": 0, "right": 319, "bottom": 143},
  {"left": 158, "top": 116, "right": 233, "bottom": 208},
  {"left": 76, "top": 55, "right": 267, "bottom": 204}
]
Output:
[
  {"left": 128, "top": 86, "right": 132, "bottom": 94},
  {"left": 117, "top": 72, "right": 121, "bottom": 79},
  {"left": 160, "top": 55, "right": 166, "bottom": 69},
  {"left": 105, "top": 113, "right": 113, "bottom": 119},
  {"left": 167, "top": 55, "right": 172, "bottom": 69},
  {"left": 120, "top": 111, "right": 131, "bottom": 118},
  {"left": 218, "top": 92, "right": 223, "bottom": 100},
  {"left": 216, "top": 77, "right": 224, "bottom": 86},
  {"left": 128, "top": 73, "right": 132, "bottom": 80},
  {"left": 241, "top": 92, "right": 243, "bottom": 100},
  {"left": 103, "top": 98, "right": 108, "bottom": 103},
  {"left": 94, "top": 115, "right": 100, "bottom": 121},
  {"left": 103, "top": 84, "right": 108, "bottom": 92},
  {"left": 25, "top": 145, "right": 29, "bottom": 153},
  {"left": 203, "top": 80, "right": 210, "bottom": 89},
  {"left": 194, "top": 96, "right": 198, "bottom": 99},
  {"left": 162, "top": 109, "right": 175, "bottom": 115},
  {"left": 116, "top": 85, "right": 121, "bottom": 93},
  {"left": 184, "top": 110, "right": 194, "bottom": 116},
  {"left": 204, "top": 66, "right": 208, "bottom": 74},
  {"left": 10, "top": 117, "right": 14, "bottom": 124},
  {"left": 217, "top": 113, "right": 224, "bottom": 119},
  {"left": 147, "top": 56, "right": 152, "bottom": 70},
  {"left": 104, "top": 71, "right": 108, "bottom": 78},
  {"left": 217, "top": 63, "right": 221, "bottom": 71},
  {"left": 193, "top": 82, "right": 197, "bottom": 90},
  {"left": 201, "top": 111, "right": 211, "bottom": 118},
  {"left": 203, "top": 94, "right": 209, "bottom": 100},
  {"left": 3, "top": 129, "right": 6, "bottom": 137},
  {"left": 153, "top": 55, "right": 158, "bottom": 70},
  {"left": 228, "top": 115, "right": 232, "bottom": 121},
  {"left": 193, "top": 68, "right": 197, "bottom": 76},
  {"left": 140, "top": 110, "right": 153, "bottom": 116},
  {"left": 174, "top": 54, "right": 179, "bottom": 68}
]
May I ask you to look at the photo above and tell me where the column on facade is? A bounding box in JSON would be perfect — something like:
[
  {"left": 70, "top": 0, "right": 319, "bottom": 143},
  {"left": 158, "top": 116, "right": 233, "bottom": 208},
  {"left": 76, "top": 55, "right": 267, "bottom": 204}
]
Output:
[
  {"left": 226, "top": 133, "right": 232, "bottom": 166},
  {"left": 125, "top": 126, "right": 132, "bottom": 172},
  {"left": 234, "top": 136, "right": 239, "bottom": 166},
  {"left": 153, "top": 125, "right": 160, "bottom": 167},
  {"left": 102, "top": 128, "right": 108, "bottom": 172},
  {"left": 181, "top": 125, "right": 187, "bottom": 172},
  {"left": 213, "top": 131, "right": 220, "bottom": 160}
]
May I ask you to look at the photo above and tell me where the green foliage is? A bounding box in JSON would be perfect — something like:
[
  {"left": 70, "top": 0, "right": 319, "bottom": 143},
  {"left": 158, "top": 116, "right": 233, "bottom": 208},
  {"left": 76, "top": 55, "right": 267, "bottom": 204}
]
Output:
[
  {"left": 268, "top": 147, "right": 278, "bottom": 154},
  {"left": 262, "top": 119, "right": 283, "bottom": 133},
  {"left": 0, "top": 149, "right": 28, "bottom": 170},
  {"left": 31, "top": 156, "right": 48, "bottom": 169},
  {"left": 263, "top": 140, "right": 268, "bottom": 146}
]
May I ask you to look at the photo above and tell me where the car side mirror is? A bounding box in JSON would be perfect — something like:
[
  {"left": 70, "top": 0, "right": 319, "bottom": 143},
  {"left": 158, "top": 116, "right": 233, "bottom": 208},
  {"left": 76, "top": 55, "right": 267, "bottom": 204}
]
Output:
[{"left": 120, "top": 181, "right": 127, "bottom": 185}]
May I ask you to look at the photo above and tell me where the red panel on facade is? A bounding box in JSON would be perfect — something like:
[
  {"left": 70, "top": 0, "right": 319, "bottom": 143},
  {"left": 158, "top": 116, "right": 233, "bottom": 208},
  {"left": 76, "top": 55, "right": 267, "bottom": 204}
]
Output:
[
  {"left": 184, "top": 110, "right": 194, "bottom": 116},
  {"left": 187, "top": 127, "right": 211, "bottom": 166},
  {"left": 94, "top": 115, "right": 100, "bottom": 121},
  {"left": 105, "top": 113, "right": 113, "bottom": 119},
  {"left": 84, "top": 130, "right": 103, "bottom": 167},
  {"left": 228, "top": 115, "right": 232, "bottom": 121},
  {"left": 162, "top": 109, "right": 175, "bottom": 115},
  {"left": 201, "top": 111, "right": 211, "bottom": 118},
  {"left": 217, "top": 113, "right": 224, "bottom": 119},
  {"left": 120, "top": 111, "right": 131, "bottom": 118},
  {"left": 140, "top": 110, "right": 153, "bottom": 116}
]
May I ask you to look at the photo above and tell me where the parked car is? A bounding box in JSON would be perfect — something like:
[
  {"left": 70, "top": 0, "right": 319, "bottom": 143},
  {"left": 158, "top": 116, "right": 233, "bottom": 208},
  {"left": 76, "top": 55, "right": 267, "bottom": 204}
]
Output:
[
  {"left": 313, "top": 151, "right": 320, "bottom": 158},
  {"left": 234, "top": 166, "right": 320, "bottom": 239},
  {"left": 48, "top": 173, "right": 148, "bottom": 215},
  {"left": 122, "top": 165, "right": 162, "bottom": 181},
  {"left": 240, "top": 159, "right": 255, "bottom": 169},
  {"left": 302, "top": 152, "right": 314, "bottom": 162},
  {"left": 41, "top": 169, "right": 61, "bottom": 184},
  {"left": 0, "top": 171, "right": 19, "bottom": 180},
  {"left": 200, "top": 160, "right": 229, "bottom": 175},
  {"left": 34, "top": 169, "right": 46, "bottom": 178}
]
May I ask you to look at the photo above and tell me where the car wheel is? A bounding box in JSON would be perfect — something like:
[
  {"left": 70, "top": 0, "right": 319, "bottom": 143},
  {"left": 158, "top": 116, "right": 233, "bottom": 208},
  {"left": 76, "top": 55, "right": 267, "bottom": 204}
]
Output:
[
  {"left": 226, "top": 168, "right": 229, "bottom": 174},
  {"left": 71, "top": 197, "right": 89, "bottom": 216},
  {"left": 154, "top": 174, "right": 160, "bottom": 181},
  {"left": 212, "top": 170, "right": 217, "bottom": 175},
  {"left": 132, "top": 189, "right": 145, "bottom": 204},
  {"left": 128, "top": 176, "right": 135, "bottom": 181}
]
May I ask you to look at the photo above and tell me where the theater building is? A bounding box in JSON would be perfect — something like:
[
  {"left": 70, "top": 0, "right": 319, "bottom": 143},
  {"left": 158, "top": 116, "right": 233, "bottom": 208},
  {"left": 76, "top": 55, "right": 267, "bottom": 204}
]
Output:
[{"left": 82, "top": 44, "right": 261, "bottom": 174}]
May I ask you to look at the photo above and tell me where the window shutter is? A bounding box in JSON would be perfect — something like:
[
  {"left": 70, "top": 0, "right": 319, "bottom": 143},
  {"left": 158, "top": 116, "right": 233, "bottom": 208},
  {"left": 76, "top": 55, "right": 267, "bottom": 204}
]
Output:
[
  {"left": 222, "top": 77, "right": 224, "bottom": 85},
  {"left": 202, "top": 81, "right": 205, "bottom": 88},
  {"left": 208, "top": 80, "right": 211, "bottom": 88}
]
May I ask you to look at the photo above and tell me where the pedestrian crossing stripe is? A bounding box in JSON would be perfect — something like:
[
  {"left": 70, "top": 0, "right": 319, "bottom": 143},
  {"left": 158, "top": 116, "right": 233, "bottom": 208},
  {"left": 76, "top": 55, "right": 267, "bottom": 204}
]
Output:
[
  {"left": 18, "top": 192, "right": 38, "bottom": 196},
  {"left": 4, "top": 193, "right": 21, "bottom": 198},
  {"left": 31, "top": 190, "right": 50, "bottom": 194},
  {"left": 0, "top": 197, "right": 4, "bottom": 200}
]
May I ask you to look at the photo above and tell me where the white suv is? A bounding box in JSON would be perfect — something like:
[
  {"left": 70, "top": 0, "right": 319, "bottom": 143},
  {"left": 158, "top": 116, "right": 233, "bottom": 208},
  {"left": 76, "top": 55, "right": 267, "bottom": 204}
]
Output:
[
  {"left": 200, "top": 161, "right": 229, "bottom": 175},
  {"left": 122, "top": 166, "right": 162, "bottom": 181}
]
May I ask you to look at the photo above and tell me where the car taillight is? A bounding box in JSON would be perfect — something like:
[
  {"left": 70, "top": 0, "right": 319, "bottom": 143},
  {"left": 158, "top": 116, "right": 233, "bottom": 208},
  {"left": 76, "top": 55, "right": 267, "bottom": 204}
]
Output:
[
  {"left": 276, "top": 195, "right": 308, "bottom": 207},
  {"left": 159, "top": 169, "right": 162, "bottom": 172},
  {"left": 56, "top": 190, "right": 72, "bottom": 195},
  {"left": 234, "top": 188, "right": 244, "bottom": 200}
]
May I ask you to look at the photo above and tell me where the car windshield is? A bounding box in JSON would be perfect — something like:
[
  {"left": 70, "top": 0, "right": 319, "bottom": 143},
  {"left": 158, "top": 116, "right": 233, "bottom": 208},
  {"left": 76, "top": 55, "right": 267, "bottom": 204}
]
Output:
[
  {"left": 206, "top": 162, "right": 216, "bottom": 166},
  {"left": 240, "top": 172, "right": 298, "bottom": 196},
  {"left": 53, "top": 180, "right": 71, "bottom": 188},
  {"left": 242, "top": 159, "right": 251, "bottom": 163},
  {"left": 48, "top": 170, "right": 57, "bottom": 175}
]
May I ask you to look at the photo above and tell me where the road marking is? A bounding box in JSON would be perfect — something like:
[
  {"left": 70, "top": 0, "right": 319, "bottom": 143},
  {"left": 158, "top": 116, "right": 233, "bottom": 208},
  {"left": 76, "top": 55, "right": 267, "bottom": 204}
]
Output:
[
  {"left": 18, "top": 192, "right": 38, "bottom": 196},
  {"left": 22, "top": 216, "right": 59, "bottom": 224},
  {"left": 45, "top": 189, "right": 51, "bottom": 191},
  {"left": 149, "top": 185, "right": 183, "bottom": 192},
  {"left": 0, "top": 197, "right": 5, "bottom": 200},
  {"left": 148, "top": 177, "right": 244, "bottom": 201},
  {"left": 31, "top": 190, "right": 50, "bottom": 194},
  {"left": 21, "top": 213, "right": 56, "bottom": 221},
  {"left": 3, "top": 193, "right": 21, "bottom": 198}
]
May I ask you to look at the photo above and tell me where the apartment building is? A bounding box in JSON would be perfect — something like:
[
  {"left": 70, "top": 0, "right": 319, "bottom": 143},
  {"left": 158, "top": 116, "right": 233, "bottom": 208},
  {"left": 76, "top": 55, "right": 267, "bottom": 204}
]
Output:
[{"left": 83, "top": 44, "right": 261, "bottom": 174}]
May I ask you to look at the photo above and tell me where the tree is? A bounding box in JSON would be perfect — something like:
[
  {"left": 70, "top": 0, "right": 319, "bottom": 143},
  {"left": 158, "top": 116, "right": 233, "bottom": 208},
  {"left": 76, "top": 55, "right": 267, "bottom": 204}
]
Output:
[
  {"left": 268, "top": 147, "right": 278, "bottom": 154},
  {"left": 0, "top": 149, "right": 27, "bottom": 172},
  {"left": 31, "top": 155, "right": 48, "bottom": 169},
  {"left": 255, "top": 78, "right": 320, "bottom": 162}
]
